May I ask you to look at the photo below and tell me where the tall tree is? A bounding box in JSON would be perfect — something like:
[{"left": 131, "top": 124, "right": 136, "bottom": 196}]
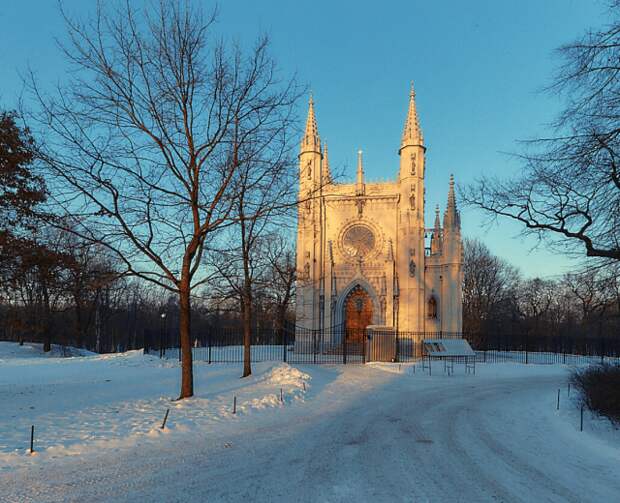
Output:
[
  {"left": 0, "top": 111, "right": 46, "bottom": 233},
  {"left": 462, "top": 238, "right": 520, "bottom": 334},
  {"left": 28, "top": 2, "right": 298, "bottom": 398},
  {"left": 463, "top": 1, "right": 620, "bottom": 262}
]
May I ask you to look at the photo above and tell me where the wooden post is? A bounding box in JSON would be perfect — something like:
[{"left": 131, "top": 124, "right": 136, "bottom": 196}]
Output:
[
  {"left": 30, "top": 425, "right": 34, "bottom": 454},
  {"left": 557, "top": 389, "right": 560, "bottom": 410},
  {"left": 233, "top": 396, "right": 237, "bottom": 414},
  {"left": 580, "top": 407, "right": 584, "bottom": 432},
  {"left": 280, "top": 388, "right": 283, "bottom": 403},
  {"left": 161, "top": 408, "right": 170, "bottom": 429}
]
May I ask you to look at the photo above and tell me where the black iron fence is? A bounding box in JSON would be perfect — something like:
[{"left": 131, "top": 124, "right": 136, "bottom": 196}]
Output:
[{"left": 145, "top": 326, "right": 620, "bottom": 365}]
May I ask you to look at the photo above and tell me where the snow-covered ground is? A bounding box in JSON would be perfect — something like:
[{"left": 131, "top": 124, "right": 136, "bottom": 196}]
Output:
[{"left": 1, "top": 342, "right": 619, "bottom": 502}]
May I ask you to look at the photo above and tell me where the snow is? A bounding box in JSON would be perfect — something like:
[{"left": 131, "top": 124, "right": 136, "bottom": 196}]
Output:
[{"left": 0, "top": 342, "right": 619, "bottom": 502}]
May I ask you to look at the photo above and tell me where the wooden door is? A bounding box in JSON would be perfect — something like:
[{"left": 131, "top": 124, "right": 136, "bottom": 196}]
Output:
[{"left": 344, "top": 286, "right": 373, "bottom": 343}]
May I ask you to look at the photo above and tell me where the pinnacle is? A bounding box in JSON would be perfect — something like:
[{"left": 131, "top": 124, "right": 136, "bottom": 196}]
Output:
[
  {"left": 444, "top": 174, "right": 460, "bottom": 229},
  {"left": 302, "top": 94, "right": 320, "bottom": 152},
  {"left": 322, "top": 142, "right": 331, "bottom": 183},
  {"left": 401, "top": 81, "right": 424, "bottom": 150}
]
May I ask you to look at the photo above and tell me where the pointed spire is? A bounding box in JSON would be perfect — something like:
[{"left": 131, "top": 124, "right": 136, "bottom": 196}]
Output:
[
  {"left": 400, "top": 81, "right": 424, "bottom": 152},
  {"left": 444, "top": 174, "right": 460, "bottom": 230},
  {"left": 431, "top": 204, "right": 443, "bottom": 255},
  {"left": 301, "top": 94, "right": 320, "bottom": 152},
  {"left": 322, "top": 142, "right": 331, "bottom": 184},
  {"left": 356, "top": 149, "right": 365, "bottom": 195}
]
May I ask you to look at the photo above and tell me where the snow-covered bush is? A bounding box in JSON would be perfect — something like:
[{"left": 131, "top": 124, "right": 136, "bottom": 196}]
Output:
[{"left": 571, "top": 364, "right": 620, "bottom": 424}]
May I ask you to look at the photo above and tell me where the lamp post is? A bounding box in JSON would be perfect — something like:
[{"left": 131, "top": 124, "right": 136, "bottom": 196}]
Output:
[{"left": 159, "top": 312, "right": 166, "bottom": 358}]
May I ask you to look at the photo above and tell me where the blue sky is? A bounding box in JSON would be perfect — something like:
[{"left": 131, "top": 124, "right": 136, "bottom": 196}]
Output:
[{"left": 0, "top": 0, "right": 607, "bottom": 278}]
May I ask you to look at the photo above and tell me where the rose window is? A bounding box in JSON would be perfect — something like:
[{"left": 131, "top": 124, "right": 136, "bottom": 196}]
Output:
[{"left": 342, "top": 225, "right": 376, "bottom": 259}]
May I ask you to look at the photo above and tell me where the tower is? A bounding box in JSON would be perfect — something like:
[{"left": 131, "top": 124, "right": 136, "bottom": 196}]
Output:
[
  {"left": 296, "top": 96, "right": 325, "bottom": 330},
  {"left": 441, "top": 175, "right": 463, "bottom": 332},
  {"left": 396, "top": 82, "right": 426, "bottom": 332}
]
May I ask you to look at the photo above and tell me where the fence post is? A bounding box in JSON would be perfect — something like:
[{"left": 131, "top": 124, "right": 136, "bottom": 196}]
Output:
[
  {"left": 343, "top": 331, "right": 347, "bottom": 365},
  {"left": 562, "top": 334, "right": 566, "bottom": 365},
  {"left": 525, "top": 332, "right": 529, "bottom": 365},
  {"left": 283, "top": 324, "right": 288, "bottom": 363},
  {"left": 362, "top": 329, "right": 366, "bottom": 364},
  {"left": 313, "top": 331, "right": 317, "bottom": 365},
  {"left": 395, "top": 329, "right": 400, "bottom": 363},
  {"left": 208, "top": 331, "right": 212, "bottom": 364}
]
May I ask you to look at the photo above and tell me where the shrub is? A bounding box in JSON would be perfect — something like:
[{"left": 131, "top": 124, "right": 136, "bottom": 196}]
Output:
[{"left": 571, "top": 364, "right": 620, "bottom": 424}]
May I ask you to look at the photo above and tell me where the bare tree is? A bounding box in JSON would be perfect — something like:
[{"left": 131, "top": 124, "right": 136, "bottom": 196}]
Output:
[
  {"left": 463, "top": 1, "right": 620, "bottom": 263},
  {"left": 462, "top": 238, "right": 520, "bottom": 333},
  {"left": 264, "top": 234, "right": 296, "bottom": 336},
  {"left": 28, "top": 2, "right": 298, "bottom": 398}
]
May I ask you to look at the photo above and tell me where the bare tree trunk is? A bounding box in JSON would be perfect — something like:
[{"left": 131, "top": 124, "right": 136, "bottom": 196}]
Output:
[
  {"left": 242, "top": 292, "right": 252, "bottom": 378},
  {"left": 178, "top": 277, "right": 194, "bottom": 399}
]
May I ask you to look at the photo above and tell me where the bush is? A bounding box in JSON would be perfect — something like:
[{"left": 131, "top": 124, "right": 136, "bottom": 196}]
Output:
[{"left": 571, "top": 364, "right": 620, "bottom": 424}]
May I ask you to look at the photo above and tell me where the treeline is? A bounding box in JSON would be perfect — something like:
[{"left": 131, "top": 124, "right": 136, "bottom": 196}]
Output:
[
  {"left": 463, "top": 238, "right": 620, "bottom": 339},
  {"left": 0, "top": 225, "right": 296, "bottom": 354}
]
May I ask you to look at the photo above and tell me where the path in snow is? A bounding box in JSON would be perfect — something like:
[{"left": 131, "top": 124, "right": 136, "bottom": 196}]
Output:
[{"left": 2, "top": 362, "right": 619, "bottom": 502}]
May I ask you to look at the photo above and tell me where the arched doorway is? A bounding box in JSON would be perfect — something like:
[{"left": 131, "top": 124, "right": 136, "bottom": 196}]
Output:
[{"left": 344, "top": 285, "right": 373, "bottom": 343}]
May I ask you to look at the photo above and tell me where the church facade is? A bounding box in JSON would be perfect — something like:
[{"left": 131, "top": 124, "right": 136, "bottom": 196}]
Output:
[{"left": 295, "top": 85, "right": 463, "bottom": 339}]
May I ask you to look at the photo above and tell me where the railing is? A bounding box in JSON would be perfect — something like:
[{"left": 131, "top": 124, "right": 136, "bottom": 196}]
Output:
[{"left": 145, "top": 327, "right": 620, "bottom": 365}]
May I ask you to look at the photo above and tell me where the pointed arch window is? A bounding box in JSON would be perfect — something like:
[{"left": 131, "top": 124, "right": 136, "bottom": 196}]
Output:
[{"left": 428, "top": 296, "right": 438, "bottom": 319}]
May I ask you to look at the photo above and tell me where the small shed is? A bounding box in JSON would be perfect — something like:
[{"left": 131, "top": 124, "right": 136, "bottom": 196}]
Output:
[{"left": 422, "top": 338, "right": 476, "bottom": 375}]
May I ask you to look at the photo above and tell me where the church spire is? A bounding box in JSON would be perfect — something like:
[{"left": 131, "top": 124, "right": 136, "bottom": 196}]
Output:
[
  {"left": 356, "top": 149, "right": 365, "bottom": 195},
  {"left": 443, "top": 174, "right": 460, "bottom": 230},
  {"left": 322, "top": 142, "right": 331, "bottom": 184},
  {"left": 400, "top": 81, "right": 424, "bottom": 152},
  {"left": 431, "top": 204, "right": 443, "bottom": 254},
  {"left": 301, "top": 94, "right": 321, "bottom": 153}
]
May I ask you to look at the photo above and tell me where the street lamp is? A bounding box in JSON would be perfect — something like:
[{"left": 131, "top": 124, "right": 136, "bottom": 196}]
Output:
[{"left": 159, "top": 312, "right": 167, "bottom": 358}]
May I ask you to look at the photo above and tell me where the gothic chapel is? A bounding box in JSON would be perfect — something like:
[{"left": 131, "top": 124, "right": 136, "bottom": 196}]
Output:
[{"left": 295, "top": 84, "right": 463, "bottom": 339}]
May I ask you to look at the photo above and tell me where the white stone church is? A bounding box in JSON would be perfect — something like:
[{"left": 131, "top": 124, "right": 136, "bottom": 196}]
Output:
[{"left": 295, "top": 84, "right": 463, "bottom": 339}]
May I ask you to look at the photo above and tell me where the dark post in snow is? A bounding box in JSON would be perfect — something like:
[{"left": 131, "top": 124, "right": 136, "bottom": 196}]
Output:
[
  {"left": 556, "top": 389, "right": 560, "bottom": 410},
  {"left": 30, "top": 425, "right": 34, "bottom": 454},
  {"left": 161, "top": 408, "right": 170, "bottom": 430}
]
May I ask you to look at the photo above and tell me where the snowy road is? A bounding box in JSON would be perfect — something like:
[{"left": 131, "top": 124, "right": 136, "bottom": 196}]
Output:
[{"left": 2, "top": 364, "right": 619, "bottom": 502}]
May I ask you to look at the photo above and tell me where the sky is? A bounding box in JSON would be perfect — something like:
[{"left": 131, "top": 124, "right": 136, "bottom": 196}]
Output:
[{"left": 0, "top": 0, "right": 609, "bottom": 278}]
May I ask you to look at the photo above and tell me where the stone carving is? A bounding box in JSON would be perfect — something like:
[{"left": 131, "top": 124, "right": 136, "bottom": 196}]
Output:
[
  {"left": 306, "top": 159, "right": 312, "bottom": 179},
  {"left": 356, "top": 198, "right": 365, "bottom": 217},
  {"left": 409, "top": 259, "right": 416, "bottom": 277},
  {"left": 409, "top": 184, "right": 416, "bottom": 209},
  {"left": 410, "top": 153, "right": 416, "bottom": 175}
]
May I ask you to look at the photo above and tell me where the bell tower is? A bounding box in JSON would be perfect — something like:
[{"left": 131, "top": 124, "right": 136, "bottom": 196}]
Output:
[
  {"left": 397, "top": 83, "right": 426, "bottom": 331},
  {"left": 296, "top": 96, "right": 324, "bottom": 329}
]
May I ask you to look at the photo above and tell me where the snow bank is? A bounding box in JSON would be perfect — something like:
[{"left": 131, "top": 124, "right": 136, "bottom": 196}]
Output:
[
  {"left": 0, "top": 343, "right": 314, "bottom": 469},
  {"left": 0, "top": 341, "right": 96, "bottom": 360}
]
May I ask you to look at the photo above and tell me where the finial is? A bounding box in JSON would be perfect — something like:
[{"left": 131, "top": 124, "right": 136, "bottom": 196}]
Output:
[
  {"left": 356, "top": 149, "right": 365, "bottom": 195},
  {"left": 410, "top": 80, "right": 415, "bottom": 98}
]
